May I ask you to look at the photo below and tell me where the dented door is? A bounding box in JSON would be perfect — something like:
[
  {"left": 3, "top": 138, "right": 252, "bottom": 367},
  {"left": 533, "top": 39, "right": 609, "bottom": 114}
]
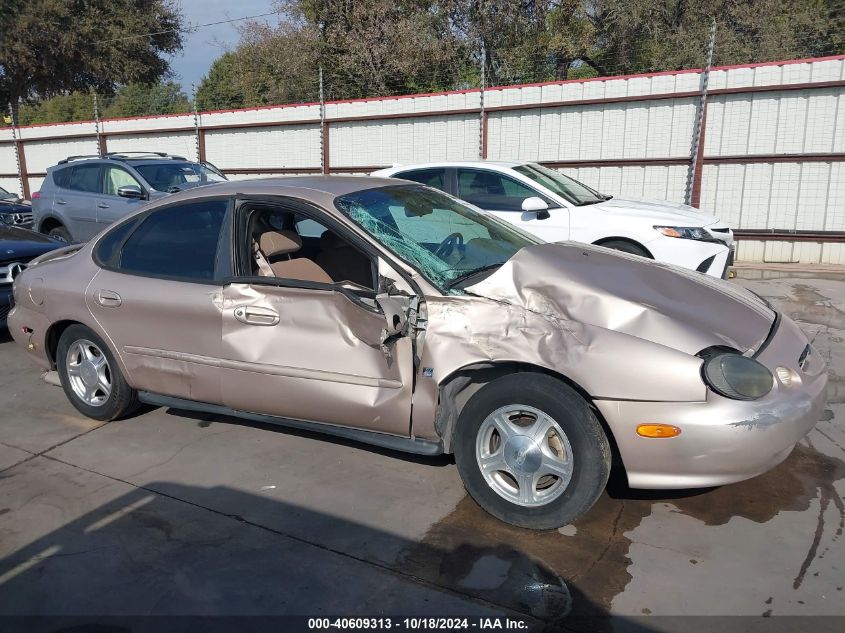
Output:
[{"left": 220, "top": 281, "right": 414, "bottom": 435}]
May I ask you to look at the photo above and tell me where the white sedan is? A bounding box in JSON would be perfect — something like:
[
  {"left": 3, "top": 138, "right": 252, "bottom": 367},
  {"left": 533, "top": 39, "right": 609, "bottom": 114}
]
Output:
[{"left": 373, "top": 161, "right": 734, "bottom": 278}]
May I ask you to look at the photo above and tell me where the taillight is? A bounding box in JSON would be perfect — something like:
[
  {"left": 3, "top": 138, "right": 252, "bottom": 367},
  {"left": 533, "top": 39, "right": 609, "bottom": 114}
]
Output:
[{"left": 32, "top": 191, "right": 41, "bottom": 199}]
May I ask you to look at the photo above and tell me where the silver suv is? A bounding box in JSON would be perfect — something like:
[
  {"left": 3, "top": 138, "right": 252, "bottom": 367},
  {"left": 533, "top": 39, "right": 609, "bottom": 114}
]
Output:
[{"left": 33, "top": 152, "right": 227, "bottom": 242}]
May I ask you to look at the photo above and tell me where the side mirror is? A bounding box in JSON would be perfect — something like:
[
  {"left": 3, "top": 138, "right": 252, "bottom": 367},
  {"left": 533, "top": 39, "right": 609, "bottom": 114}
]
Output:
[
  {"left": 117, "top": 184, "right": 145, "bottom": 200},
  {"left": 522, "top": 196, "right": 550, "bottom": 220}
]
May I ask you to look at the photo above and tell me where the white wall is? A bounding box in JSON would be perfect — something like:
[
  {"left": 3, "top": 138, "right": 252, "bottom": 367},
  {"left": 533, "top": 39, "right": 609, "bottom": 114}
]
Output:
[{"left": 2, "top": 56, "right": 843, "bottom": 263}]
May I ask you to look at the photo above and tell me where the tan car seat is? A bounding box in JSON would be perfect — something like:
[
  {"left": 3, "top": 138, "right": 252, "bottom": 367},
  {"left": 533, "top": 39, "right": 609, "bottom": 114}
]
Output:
[
  {"left": 256, "top": 230, "right": 332, "bottom": 284},
  {"left": 315, "top": 231, "right": 373, "bottom": 288}
]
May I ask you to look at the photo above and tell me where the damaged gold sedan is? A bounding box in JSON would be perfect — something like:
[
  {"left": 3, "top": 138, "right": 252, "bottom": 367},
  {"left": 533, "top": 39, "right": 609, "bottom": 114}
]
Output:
[{"left": 9, "top": 177, "right": 827, "bottom": 529}]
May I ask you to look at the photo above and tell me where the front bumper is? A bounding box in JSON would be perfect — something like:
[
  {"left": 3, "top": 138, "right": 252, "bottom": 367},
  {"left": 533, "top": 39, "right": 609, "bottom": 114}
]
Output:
[
  {"left": 0, "top": 285, "right": 12, "bottom": 326},
  {"left": 595, "top": 314, "right": 827, "bottom": 489},
  {"left": 0, "top": 211, "right": 34, "bottom": 228},
  {"left": 646, "top": 233, "right": 731, "bottom": 279}
]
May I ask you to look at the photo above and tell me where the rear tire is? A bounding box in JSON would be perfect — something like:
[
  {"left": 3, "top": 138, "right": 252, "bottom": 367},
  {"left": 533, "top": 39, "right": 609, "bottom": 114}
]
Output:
[
  {"left": 598, "top": 239, "right": 650, "bottom": 258},
  {"left": 56, "top": 324, "right": 139, "bottom": 421},
  {"left": 47, "top": 225, "right": 72, "bottom": 243},
  {"left": 453, "top": 373, "right": 611, "bottom": 529}
]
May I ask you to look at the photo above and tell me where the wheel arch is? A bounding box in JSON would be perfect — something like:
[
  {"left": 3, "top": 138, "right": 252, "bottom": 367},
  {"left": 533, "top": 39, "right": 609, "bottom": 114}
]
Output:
[
  {"left": 38, "top": 214, "right": 66, "bottom": 234},
  {"left": 592, "top": 236, "right": 653, "bottom": 258},
  {"left": 45, "top": 319, "right": 85, "bottom": 368},
  {"left": 45, "top": 319, "right": 127, "bottom": 377},
  {"left": 433, "top": 361, "right": 624, "bottom": 477}
]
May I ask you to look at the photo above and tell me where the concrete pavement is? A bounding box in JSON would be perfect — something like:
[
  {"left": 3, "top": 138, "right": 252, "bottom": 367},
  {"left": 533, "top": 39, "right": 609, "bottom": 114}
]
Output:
[{"left": 0, "top": 271, "right": 843, "bottom": 628}]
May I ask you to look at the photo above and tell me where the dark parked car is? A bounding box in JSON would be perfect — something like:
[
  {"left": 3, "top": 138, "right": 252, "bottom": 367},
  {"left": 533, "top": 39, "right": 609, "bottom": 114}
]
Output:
[
  {"left": 0, "top": 225, "right": 62, "bottom": 326},
  {"left": 0, "top": 186, "right": 33, "bottom": 228}
]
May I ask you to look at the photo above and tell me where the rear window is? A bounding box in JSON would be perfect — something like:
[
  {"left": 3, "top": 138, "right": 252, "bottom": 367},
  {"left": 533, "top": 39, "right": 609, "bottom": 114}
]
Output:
[
  {"left": 395, "top": 168, "right": 448, "bottom": 193},
  {"left": 94, "top": 219, "right": 139, "bottom": 267},
  {"left": 51, "top": 167, "right": 72, "bottom": 189}
]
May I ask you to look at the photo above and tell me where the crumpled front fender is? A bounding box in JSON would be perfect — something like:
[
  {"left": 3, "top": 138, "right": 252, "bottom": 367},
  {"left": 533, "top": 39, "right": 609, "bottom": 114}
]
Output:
[{"left": 410, "top": 295, "right": 706, "bottom": 442}]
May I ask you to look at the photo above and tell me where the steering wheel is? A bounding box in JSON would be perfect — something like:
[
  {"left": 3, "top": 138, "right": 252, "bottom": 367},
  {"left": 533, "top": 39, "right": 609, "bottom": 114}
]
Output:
[{"left": 434, "top": 232, "right": 464, "bottom": 259}]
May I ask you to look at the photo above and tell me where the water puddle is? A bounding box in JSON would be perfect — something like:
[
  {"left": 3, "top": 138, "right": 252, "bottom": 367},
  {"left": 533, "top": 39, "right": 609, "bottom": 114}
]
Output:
[{"left": 399, "top": 445, "right": 845, "bottom": 622}]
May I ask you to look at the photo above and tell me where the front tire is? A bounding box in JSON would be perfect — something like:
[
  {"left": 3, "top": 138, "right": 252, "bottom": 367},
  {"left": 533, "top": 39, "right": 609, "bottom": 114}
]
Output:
[
  {"left": 453, "top": 373, "right": 611, "bottom": 529},
  {"left": 57, "top": 324, "right": 139, "bottom": 421},
  {"left": 47, "top": 225, "right": 72, "bottom": 243}
]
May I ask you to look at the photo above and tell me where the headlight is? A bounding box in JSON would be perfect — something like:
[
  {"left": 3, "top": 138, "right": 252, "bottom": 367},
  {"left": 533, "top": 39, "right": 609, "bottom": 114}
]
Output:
[
  {"left": 655, "top": 226, "right": 710, "bottom": 241},
  {"left": 702, "top": 353, "right": 774, "bottom": 400}
]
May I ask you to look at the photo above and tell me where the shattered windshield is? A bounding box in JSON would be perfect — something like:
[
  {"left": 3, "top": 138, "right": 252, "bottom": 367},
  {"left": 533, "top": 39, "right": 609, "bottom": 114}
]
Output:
[{"left": 335, "top": 185, "right": 539, "bottom": 292}]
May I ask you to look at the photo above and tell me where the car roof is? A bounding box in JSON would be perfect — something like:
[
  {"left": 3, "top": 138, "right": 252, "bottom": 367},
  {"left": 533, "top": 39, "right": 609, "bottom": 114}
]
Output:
[
  {"left": 51, "top": 153, "right": 196, "bottom": 169},
  {"left": 142, "top": 175, "right": 406, "bottom": 205},
  {"left": 377, "top": 160, "right": 525, "bottom": 172}
]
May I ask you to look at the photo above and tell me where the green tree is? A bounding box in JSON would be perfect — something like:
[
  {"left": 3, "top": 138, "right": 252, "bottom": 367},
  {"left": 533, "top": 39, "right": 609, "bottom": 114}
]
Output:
[
  {"left": 16, "top": 82, "right": 191, "bottom": 125},
  {"left": 186, "top": 0, "right": 845, "bottom": 111},
  {"left": 445, "top": 0, "right": 598, "bottom": 83},
  {"left": 196, "top": 0, "right": 467, "bottom": 109},
  {"left": 0, "top": 0, "right": 183, "bottom": 119},
  {"left": 587, "top": 0, "right": 842, "bottom": 75},
  {"left": 196, "top": 53, "right": 250, "bottom": 111},
  {"left": 104, "top": 82, "right": 191, "bottom": 118},
  {"left": 293, "top": 0, "right": 464, "bottom": 98},
  {"left": 18, "top": 92, "right": 94, "bottom": 125},
  {"left": 197, "top": 24, "right": 319, "bottom": 111}
]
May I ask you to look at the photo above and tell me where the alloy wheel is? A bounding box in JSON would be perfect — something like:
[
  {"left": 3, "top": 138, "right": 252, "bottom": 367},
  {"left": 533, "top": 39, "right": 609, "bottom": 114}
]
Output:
[
  {"left": 475, "top": 404, "right": 574, "bottom": 507},
  {"left": 66, "top": 339, "right": 112, "bottom": 407}
]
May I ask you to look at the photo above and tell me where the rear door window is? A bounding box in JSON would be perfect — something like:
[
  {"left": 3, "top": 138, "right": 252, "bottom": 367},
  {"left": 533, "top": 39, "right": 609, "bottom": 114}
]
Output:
[
  {"left": 118, "top": 199, "right": 228, "bottom": 281},
  {"left": 66, "top": 165, "right": 102, "bottom": 193}
]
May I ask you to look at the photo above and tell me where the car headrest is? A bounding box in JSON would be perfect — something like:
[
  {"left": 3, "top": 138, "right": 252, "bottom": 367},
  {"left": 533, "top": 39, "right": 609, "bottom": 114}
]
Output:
[
  {"left": 260, "top": 230, "right": 302, "bottom": 257},
  {"left": 319, "top": 231, "right": 347, "bottom": 251},
  {"left": 320, "top": 231, "right": 347, "bottom": 251}
]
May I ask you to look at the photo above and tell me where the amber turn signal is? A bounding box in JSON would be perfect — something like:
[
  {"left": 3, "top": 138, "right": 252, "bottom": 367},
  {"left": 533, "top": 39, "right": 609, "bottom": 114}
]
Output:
[{"left": 636, "top": 423, "right": 682, "bottom": 438}]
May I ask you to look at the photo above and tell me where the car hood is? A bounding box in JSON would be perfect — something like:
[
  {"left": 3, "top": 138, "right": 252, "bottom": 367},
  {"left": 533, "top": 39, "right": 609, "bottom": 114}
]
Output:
[
  {"left": 588, "top": 197, "right": 721, "bottom": 226},
  {"left": 0, "top": 225, "right": 62, "bottom": 259},
  {"left": 465, "top": 242, "right": 775, "bottom": 356},
  {"left": 0, "top": 199, "right": 30, "bottom": 213}
]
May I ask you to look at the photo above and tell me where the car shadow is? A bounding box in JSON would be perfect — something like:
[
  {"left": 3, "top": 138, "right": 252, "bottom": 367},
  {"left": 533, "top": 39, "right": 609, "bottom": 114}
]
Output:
[
  {"left": 0, "top": 480, "right": 664, "bottom": 633},
  {"left": 162, "top": 406, "right": 456, "bottom": 468}
]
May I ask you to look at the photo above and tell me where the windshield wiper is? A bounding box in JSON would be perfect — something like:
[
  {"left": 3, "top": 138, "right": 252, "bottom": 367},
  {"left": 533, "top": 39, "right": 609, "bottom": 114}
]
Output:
[{"left": 444, "top": 263, "right": 504, "bottom": 290}]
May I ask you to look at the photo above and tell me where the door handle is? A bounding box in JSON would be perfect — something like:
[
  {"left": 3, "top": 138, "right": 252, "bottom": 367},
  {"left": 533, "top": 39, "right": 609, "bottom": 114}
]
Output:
[
  {"left": 234, "top": 305, "right": 279, "bottom": 326},
  {"left": 56, "top": 199, "right": 67, "bottom": 205},
  {"left": 97, "top": 290, "right": 121, "bottom": 307},
  {"left": 97, "top": 202, "right": 110, "bottom": 209}
]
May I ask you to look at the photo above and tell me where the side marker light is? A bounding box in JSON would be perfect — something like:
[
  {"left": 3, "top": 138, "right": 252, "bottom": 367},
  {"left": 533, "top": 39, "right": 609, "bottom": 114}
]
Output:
[{"left": 636, "top": 424, "right": 682, "bottom": 438}]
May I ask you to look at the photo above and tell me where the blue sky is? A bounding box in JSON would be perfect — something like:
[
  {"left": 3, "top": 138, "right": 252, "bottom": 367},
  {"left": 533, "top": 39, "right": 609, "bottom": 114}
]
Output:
[{"left": 167, "top": 0, "right": 279, "bottom": 94}]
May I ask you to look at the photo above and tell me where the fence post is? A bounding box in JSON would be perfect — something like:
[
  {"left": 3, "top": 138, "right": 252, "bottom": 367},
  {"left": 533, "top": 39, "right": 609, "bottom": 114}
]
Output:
[
  {"left": 7, "top": 102, "right": 29, "bottom": 199},
  {"left": 479, "top": 42, "right": 487, "bottom": 159},
  {"left": 684, "top": 18, "right": 716, "bottom": 207},
  {"left": 92, "top": 92, "right": 106, "bottom": 156},
  {"left": 192, "top": 84, "right": 205, "bottom": 162},
  {"left": 319, "top": 66, "right": 329, "bottom": 174}
]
